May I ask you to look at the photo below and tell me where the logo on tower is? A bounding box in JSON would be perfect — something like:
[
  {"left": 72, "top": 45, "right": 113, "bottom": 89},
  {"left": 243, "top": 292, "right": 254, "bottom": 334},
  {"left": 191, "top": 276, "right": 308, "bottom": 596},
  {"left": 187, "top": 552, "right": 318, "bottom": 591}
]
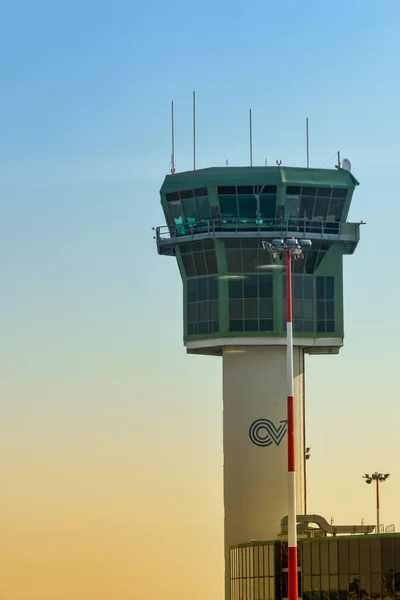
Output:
[{"left": 249, "top": 419, "right": 288, "bottom": 447}]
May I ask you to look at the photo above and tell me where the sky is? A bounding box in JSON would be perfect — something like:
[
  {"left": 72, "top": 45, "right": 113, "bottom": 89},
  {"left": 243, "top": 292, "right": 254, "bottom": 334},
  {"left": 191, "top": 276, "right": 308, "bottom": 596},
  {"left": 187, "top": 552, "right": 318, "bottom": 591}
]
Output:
[{"left": 0, "top": 0, "right": 400, "bottom": 598}]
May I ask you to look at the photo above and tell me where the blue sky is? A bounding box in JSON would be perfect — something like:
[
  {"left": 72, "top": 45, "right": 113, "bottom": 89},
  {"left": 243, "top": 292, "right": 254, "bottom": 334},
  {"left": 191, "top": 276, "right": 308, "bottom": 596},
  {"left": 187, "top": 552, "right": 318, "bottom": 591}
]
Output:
[{"left": 0, "top": 1, "right": 400, "bottom": 598}]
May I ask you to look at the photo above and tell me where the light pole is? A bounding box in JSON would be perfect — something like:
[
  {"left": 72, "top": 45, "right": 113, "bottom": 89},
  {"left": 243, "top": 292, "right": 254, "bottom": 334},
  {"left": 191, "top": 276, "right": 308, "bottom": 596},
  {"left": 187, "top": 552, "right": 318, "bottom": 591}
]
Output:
[
  {"left": 262, "top": 236, "right": 312, "bottom": 600},
  {"left": 363, "top": 472, "right": 390, "bottom": 532}
]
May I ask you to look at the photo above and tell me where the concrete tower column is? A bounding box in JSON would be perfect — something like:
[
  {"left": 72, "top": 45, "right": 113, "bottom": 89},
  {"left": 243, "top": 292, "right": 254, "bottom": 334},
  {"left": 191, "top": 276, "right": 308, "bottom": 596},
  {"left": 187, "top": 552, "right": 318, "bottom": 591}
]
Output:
[{"left": 222, "top": 345, "right": 305, "bottom": 599}]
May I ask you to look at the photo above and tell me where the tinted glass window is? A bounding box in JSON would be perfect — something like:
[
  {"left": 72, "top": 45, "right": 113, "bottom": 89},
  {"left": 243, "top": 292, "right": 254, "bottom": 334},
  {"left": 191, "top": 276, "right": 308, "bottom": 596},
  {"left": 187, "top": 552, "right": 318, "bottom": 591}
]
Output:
[
  {"left": 359, "top": 539, "right": 370, "bottom": 573},
  {"left": 238, "top": 195, "right": 257, "bottom": 218},
  {"left": 349, "top": 540, "right": 359, "bottom": 574},
  {"left": 320, "top": 543, "right": 329, "bottom": 575},
  {"left": 302, "top": 544, "right": 311, "bottom": 575},
  {"left": 220, "top": 196, "right": 238, "bottom": 218},
  {"left": 329, "top": 541, "right": 338, "bottom": 574},
  {"left": 382, "top": 538, "right": 394, "bottom": 572},
  {"left": 312, "top": 542, "right": 321, "bottom": 575},
  {"left": 370, "top": 539, "right": 381, "bottom": 573},
  {"left": 338, "top": 540, "right": 349, "bottom": 574}
]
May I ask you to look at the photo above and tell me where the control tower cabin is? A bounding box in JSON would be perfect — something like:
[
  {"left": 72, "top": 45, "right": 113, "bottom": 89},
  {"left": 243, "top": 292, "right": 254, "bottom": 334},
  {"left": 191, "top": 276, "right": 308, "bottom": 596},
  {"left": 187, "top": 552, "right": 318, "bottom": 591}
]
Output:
[{"left": 155, "top": 166, "right": 361, "bottom": 600}]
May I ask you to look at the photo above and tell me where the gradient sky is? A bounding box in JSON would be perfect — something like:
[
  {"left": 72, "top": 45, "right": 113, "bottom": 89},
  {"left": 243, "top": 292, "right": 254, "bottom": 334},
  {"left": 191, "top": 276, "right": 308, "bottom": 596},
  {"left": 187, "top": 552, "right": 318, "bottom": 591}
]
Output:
[{"left": 0, "top": 1, "right": 400, "bottom": 598}]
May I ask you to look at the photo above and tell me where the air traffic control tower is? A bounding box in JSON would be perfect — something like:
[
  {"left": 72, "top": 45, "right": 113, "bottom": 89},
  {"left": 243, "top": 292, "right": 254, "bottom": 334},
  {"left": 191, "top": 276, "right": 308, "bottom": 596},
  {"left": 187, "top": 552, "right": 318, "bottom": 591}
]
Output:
[{"left": 155, "top": 165, "right": 361, "bottom": 599}]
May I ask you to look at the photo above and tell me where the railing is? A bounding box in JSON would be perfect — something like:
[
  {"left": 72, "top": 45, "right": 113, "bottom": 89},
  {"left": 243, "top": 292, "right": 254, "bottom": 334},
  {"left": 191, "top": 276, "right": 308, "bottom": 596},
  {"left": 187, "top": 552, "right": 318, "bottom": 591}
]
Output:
[{"left": 156, "top": 218, "right": 360, "bottom": 243}]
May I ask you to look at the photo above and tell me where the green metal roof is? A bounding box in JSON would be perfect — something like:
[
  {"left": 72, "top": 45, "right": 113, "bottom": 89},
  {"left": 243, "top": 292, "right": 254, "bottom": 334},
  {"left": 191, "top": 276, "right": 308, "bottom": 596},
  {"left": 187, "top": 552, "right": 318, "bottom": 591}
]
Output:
[{"left": 160, "top": 166, "right": 359, "bottom": 194}]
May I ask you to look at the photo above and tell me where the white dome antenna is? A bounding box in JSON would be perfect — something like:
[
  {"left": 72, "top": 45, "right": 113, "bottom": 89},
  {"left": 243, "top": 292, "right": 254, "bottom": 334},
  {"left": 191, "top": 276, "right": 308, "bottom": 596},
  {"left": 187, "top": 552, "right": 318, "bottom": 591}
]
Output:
[{"left": 340, "top": 158, "right": 352, "bottom": 171}]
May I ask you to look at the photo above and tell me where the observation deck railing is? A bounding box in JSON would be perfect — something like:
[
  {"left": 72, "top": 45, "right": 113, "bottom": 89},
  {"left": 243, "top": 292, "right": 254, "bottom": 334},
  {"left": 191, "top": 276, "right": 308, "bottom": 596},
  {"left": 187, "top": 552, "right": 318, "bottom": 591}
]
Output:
[{"left": 156, "top": 217, "right": 360, "bottom": 243}]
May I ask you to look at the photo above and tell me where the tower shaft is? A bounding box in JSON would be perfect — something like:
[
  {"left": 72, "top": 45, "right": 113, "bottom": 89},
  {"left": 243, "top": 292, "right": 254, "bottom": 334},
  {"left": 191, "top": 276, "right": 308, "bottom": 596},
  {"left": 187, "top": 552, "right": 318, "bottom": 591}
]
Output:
[{"left": 223, "top": 346, "right": 305, "bottom": 599}]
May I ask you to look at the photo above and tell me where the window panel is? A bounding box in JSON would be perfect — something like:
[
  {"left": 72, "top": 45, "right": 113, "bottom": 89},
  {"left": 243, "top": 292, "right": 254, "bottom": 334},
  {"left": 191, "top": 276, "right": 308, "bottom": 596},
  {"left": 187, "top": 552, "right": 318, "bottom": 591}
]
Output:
[
  {"left": 338, "top": 541, "right": 349, "bottom": 574},
  {"left": 330, "top": 541, "right": 338, "bottom": 574},
  {"left": 303, "top": 187, "right": 317, "bottom": 196},
  {"left": 382, "top": 572, "right": 394, "bottom": 598},
  {"left": 260, "top": 319, "right": 273, "bottom": 331},
  {"left": 359, "top": 540, "right": 370, "bottom": 574},
  {"left": 187, "top": 303, "right": 198, "bottom": 323},
  {"left": 303, "top": 575, "right": 312, "bottom": 600},
  {"left": 326, "top": 300, "right": 335, "bottom": 320},
  {"left": 198, "top": 322, "right": 208, "bottom": 334},
  {"left": 197, "top": 278, "right": 208, "bottom": 301},
  {"left": 238, "top": 195, "right": 257, "bottom": 219},
  {"left": 326, "top": 320, "right": 335, "bottom": 333},
  {"left": 317, "top": 187, "right": 332, "bottom": 198},
  {"left": 325, "top": 277, "right": 334, "bottom": 299},
  {"left": 182, "top": 197, "right": 197, "bottom": 220},
  {"left": 293, "top": 276, "right": 303, "bottom": 298},
  {"left": 381, "top": 539, "right": 394, "bottom": 572},
  {"left": 394, "top": 538, "right": 400, "bottom": 570},
  {"left": 320, "top": 543, "right": 329, "bottom": 575},
  {"left": 263, "top": 545, "right": 269, "bottom": 577},
  {"left": 186, "top": 277, "right": 219, "bottom": 336},
  {"left": 303, "top": 276, "right": 313, "bottom": 298},
  {"left": 205, "top": 251, "right": 218, "bottom": 274},
  {"left": 209, "top": 300, "right": 219, "bottom": 320},
  {"left": 370, "top": 574, "right": 381, "bottom": 598},
  {"left": 227, "top": 249, "right": 243, "bottom": 272},
  {"left": 187, "top": 279, "right": 198, "bottom": 302},
  {"left": 287, "top": 186, "right": 301, "bottom": 195},
  {"left": 220, "top": 195, "right": 238, "bottom": 218},
  {"left": 321, "top": 575, "right": 329, "bottom": 600},
  {"left": 332, "top": 187, "right": 347, "bottom": 199},
  {"left": 230, "top": 299, "right": 243, "bottom": 319},
  {"left": 303, "top": 299, "right": 314, "bottom": 319},
  {"left": 229, "top": 279, "right": 243, "bottom": 298},
  {"left": 242, "top": 248, "right": 259, "bottom": 271},
  {"left": 166, "top": 191, "right": 180, "bottom": 201},
  {"left": 300, "top": 196, "right": 315, "bottom": 219},
  {"left": 312, "top": 575, "right": 321, "bottom": 600},
  {"left": 181, "top": 254, "right": 197, "bottom": 277},
  {"left": 193, "top": 252, "right": 207, "bottom": 275},
  {"left": 259, "top": 299, "right": 273, "bottom": 319},
  {"left": 230, "top": 320, "right": 244, "bottom": 332},
  {"left": 303, "top": 319, "right": 314, "bottom": 332},
  {"left": 169, "top": 200, "right": 183, "bottom": 219},
  {"left": 328, "top": 198, "right": 345, "bottom": 220},
  {"left": 349, "top": 540, "right": 359, "bottom": 574},
  {"left": 370, "top": 539, "right": 381, "bottom": 574},
  {"left": 302, "top": 545, "right": 312, "bottom": 578},
  {"left": 259, "top": 275, "right": 273, "bottom": 298},
  {"left": 209, "top": 276, "right": 218, "bottom": 300},
  {"left": 244, "top": 276, "right": 258, "bottom": 298},
  {"left": 316, "top": 277, "right": 326, "bottom": 299},
  {"left": 196, "top": 195, "right": 210, "bottom": 219},
  {"left": 293, "top": 298, "right": 303, "bottom": 318},
  {"left": 259, "top": 194, "right": 276, "bottom": 219},
  {"left": 359, "top": 574, "right": 371, "bottom": 599},
  {"left": 244, "top": 319, "right": 259, "bottom": 331},
  {"left": 312, "top": 542, "right": 321, "bottom": 575},
  {"left": 218, "top": 186, "right": 236, "bottom": 195},
  {"left": 198, "top": 301, "right": 209, "bottom": 321},
  {"left": 244, "top": 299, "right": 258, "bottom": 318}
]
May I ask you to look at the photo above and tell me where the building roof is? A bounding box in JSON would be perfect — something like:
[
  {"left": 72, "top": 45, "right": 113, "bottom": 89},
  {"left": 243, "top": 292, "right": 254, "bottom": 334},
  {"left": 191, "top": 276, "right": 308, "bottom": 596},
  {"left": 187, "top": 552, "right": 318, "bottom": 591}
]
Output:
[{"left": 160, "top": 166, "right": 360, "bottom": 193}]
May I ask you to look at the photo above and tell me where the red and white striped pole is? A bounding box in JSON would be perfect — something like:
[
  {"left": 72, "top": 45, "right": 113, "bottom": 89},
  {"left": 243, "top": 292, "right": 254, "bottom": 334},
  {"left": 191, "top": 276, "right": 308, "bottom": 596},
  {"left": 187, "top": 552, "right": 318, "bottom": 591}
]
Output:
[
  {"left": 376, "top": 478, "right": 380, "bottom": 532},
  {"left": 286, "top": 248, "right": 298, "bottom": 600}
]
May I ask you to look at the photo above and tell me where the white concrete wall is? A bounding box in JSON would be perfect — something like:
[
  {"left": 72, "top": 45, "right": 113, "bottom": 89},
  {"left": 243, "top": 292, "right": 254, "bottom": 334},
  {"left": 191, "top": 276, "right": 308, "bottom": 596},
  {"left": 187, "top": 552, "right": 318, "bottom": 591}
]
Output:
[{"left": 222, "top": 345, "right": 305, "bottom": 600}]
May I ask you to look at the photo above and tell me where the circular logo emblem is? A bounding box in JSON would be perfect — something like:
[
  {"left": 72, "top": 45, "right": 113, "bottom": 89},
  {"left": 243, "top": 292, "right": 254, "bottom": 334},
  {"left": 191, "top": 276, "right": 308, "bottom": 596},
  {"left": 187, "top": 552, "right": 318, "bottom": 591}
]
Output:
[{"left": 249, "top": 419, "right": 288, "bottom": 447}]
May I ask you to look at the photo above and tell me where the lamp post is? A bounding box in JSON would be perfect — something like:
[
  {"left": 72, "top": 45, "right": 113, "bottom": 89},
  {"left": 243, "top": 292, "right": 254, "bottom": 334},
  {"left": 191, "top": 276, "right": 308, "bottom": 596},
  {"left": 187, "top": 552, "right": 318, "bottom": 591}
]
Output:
[
  {"left": 262, "top": 236, "right": 312, "bottom": 600},
  {"left": 363, "top": 472, "right": 390, "bottom": 533}
]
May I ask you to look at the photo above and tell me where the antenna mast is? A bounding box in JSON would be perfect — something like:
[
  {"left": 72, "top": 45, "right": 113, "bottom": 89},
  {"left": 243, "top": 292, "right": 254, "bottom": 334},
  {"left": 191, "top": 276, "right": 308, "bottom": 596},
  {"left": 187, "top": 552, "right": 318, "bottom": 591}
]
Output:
[
  {"left": 306, "top": 117, "right": 310, "bottom": 168},
  {"left": 249, "top": 109, "right": 253, "bottom": 167},
  {"left": 193, "top": 91, "right": 196, "bottom": 171},
  {"left": 171, "top": 101, "right": 175, "bottom": 174}
]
